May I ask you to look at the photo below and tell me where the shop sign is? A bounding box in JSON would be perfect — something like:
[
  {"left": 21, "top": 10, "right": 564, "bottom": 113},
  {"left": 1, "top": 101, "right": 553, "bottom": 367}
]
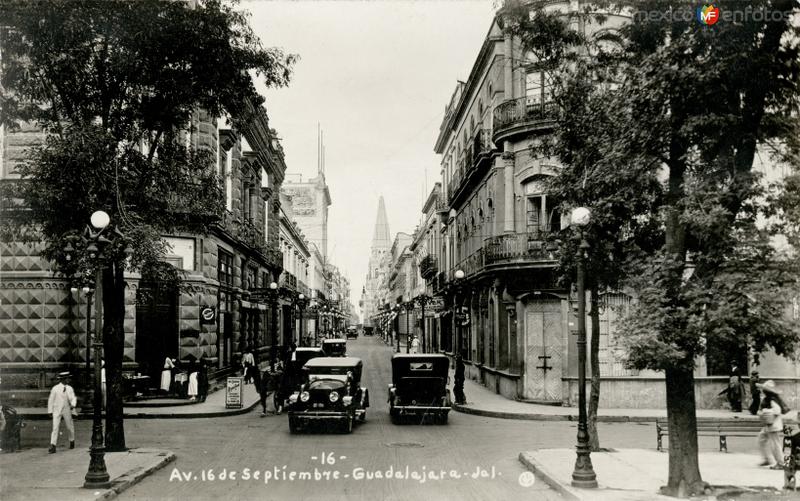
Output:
[
  {"left": 225, "top": 377, "right": 243, "bottom": 409},
  {"left": 200, "top": 305, "right": 216, "bottom": 324}
]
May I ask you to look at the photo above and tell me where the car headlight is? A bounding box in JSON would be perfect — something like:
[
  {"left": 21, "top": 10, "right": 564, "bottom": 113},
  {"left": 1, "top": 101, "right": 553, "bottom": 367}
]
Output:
[
  {"left": 289, "top": 393, "right": 299, "bottom": 403},
  {"left": 300, "top": 391, "right": 310, "bottom": 402},
  {"left": 329, "top": 392, "right": 340, "bottom": 403},
  {"left": 342, "top": 396, "right": 353, "bottom": 405}
]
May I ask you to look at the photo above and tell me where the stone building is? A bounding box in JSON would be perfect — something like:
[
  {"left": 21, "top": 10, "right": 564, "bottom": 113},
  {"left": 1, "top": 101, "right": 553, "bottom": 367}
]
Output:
[
  {"left": 419, "top": 2, "right": 800, "bottom": 409},
  {"left": 0, "top": 101, "right": 291, "bottom": 406}
]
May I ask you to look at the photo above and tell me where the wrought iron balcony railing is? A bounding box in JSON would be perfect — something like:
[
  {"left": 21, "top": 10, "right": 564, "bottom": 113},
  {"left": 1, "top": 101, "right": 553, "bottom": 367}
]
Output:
[
  {"left": 484, "top": 229, "right": 557, "bottom": 265},
  {"left": 493, "top": 98, "right": 557, "bottom": 133},
  {"left": 419, "top": 254, "right": 438, "bottom": 280}
]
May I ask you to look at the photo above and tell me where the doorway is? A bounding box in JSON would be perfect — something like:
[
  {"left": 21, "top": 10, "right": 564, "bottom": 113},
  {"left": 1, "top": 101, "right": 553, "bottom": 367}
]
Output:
[
  {"left": 524, "top": 298, "right": 563, "bottom": 401},
  {"left": 135, "top": 281, "right": 179, "bottom": 382}
]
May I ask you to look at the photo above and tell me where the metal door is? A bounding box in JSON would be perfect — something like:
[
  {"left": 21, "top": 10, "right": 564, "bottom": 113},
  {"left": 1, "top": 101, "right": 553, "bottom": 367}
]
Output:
[{"left": 524, "top": 299, "right": 563, "bottom": 401}]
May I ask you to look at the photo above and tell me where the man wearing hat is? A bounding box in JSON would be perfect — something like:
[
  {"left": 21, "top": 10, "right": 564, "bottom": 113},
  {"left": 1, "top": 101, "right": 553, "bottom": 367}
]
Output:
[
  {"left": 47, "top": 372, "right": 77, "bottom": 453},
  {"left": 756, "top": 379, "right": 786, "bottom": 468}
]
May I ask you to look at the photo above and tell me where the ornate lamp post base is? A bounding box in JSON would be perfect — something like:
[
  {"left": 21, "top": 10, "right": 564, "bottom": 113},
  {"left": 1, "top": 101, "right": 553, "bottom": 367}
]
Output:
[
  {"left": 571, "top": 438, "right": 598, "bottom": 488},
  {"left": 84, "top": 444, "right": 111, "bottom": 488}
]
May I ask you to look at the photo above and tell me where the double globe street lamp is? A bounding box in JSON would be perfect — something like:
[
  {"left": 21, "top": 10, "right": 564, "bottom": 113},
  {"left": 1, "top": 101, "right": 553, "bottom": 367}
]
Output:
[{"left": 295, "top": 293, "right": 307, "bottom": 346}]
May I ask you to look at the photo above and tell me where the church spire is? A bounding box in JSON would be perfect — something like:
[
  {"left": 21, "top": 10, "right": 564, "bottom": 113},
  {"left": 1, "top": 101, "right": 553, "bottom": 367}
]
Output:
[{"left": 371, "top": 196, "right": 391, "bottom": 250}]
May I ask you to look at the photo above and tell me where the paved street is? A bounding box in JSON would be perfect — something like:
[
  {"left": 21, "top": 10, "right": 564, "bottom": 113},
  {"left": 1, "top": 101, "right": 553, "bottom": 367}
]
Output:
[{"left": 13, "top": 337, "right": 769, "bottom": 501}]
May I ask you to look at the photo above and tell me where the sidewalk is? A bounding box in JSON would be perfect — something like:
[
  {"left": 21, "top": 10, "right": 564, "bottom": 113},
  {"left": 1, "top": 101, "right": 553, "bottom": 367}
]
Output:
[
  {"left": 0, "top": 447, "right": 175, "bottom": 501},
  {"left": 16, "top": 383, "right": 262, "bottom": 420},
  {"left": 519, "top": 448, "right": 788, "bottom": 501},
  {"left": 451, "top": 372, "right": 760, "bottom": 423}
]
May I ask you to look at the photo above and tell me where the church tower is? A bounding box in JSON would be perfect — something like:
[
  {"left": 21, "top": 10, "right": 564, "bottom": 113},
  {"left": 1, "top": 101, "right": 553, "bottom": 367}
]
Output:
[{"left": 362, "top": 196, "right": 391, "bottom": 327}]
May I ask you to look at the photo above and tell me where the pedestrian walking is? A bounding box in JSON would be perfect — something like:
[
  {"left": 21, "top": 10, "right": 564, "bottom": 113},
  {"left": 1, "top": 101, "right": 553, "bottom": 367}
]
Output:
[
  {"left": 749, "top": 371, "right": 761, "bottom": 415},
  {"left": 410, "top": 336, "right": 420, "bottom": 354},
  {"left": 47, "top": 372, "right": 77, "bottom": 453},
  {"left": 160, "top": 356, "right": 175, "bottom": 394},
  {"left": 453, "top": 353, "right": 466, "bottom": 405},
  {"left": 719, "top": 365, "right": 745, "bottom": 412},
  {"left": 757, "top": 380, "right": 785, "bottom": 469},
  {"left": 198, "top": 356, "right": 209, "bottom": 402},
  {"left": 242, "top": 346, "right": 255, "bottom": 384}
]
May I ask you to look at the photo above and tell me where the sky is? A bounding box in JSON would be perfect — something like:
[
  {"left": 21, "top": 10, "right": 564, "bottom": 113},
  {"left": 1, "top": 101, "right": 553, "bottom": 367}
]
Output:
[{"left": 245, "top": 0, "right": 497, "bottom": 316}]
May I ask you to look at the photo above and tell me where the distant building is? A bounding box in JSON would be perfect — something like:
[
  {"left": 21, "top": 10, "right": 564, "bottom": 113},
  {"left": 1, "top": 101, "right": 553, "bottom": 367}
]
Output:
[{"left": 362, "top": 196, "right": 391, "bottom": 328}]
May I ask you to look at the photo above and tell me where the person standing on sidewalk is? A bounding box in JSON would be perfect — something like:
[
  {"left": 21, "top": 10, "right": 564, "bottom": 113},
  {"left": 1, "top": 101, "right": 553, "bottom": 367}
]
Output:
[
  {"left": 47, "top": 372, "right": 77, "bottom": 453},
  {"left": 453, "top": 353, "right": 466, "bottom": 405},
  {"left": 757, "top": 380, "right": 785, "bottom": 469},
  {"left": 749, "top": 371, "right": 761, "bottom": 415},
  {"left": 410, "top": 336, "right": 420, "bottom": 354}
]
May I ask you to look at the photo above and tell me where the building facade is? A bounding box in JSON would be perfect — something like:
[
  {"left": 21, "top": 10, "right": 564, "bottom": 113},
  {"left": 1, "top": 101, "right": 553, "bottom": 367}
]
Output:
[{"left": 0, "top": 102, "right": 292, "bottom": 406}]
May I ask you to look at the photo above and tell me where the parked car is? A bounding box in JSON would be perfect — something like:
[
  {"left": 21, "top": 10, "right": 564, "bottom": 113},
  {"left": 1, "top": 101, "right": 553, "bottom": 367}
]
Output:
[
  {"left": 388, "top": 354, "right": 451, "bottom": 425},
  {"left": 346, "top": 327, "right": 358, "bottom": 339},
  {"left": 287, "top": 357, "right": 369, "bottom": 433},
  {"left": 321, "top": 338, "right": 347, "bottom": 357},
  {"left": 363, "top": 327, "right": 374, "bottom": 336},
  {"left": 274, "top": 347, "right": 326, "bottom": 412}
]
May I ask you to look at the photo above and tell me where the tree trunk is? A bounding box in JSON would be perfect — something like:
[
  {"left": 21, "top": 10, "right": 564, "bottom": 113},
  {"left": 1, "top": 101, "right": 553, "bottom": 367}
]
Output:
[
  {"left": 104, "top": 261, "right": 127, "bottom": 451},
  {"left": 588, "top": 288, "right": 601, "bottom": 452},
  {"left": 662, "top": 366, "right": 707, "bottom": 497}
]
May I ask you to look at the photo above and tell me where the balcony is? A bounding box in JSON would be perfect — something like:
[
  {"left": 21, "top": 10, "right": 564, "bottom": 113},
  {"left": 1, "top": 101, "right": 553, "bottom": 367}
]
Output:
[
  {"left": 492, "top": 98, "right": 557, "bottom": 143},
  {"left": 279, "top": 272, "right": 297, "bottom": 291},
  {"left": 419, "top": 255, "right": 438, "bottom": 280},
  {"left": 448, "top": 128, "right": 497, "bottom": 207},
  {"left": 484, "top": 230, "right": 557, "bottom": 266}
]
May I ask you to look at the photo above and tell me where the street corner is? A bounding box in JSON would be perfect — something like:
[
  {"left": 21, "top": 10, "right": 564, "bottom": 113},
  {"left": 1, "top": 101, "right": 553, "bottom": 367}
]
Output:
[
  {"left": 98, "top": 448, "right": 177, "bottom": 500},
  {"left": 0, "top": 447, "right": 176, "bottom": 501}
]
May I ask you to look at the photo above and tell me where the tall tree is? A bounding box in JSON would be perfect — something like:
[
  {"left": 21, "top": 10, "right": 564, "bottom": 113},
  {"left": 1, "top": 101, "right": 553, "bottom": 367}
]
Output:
[
  {"left": 504, "top": 0, "right": 800, "bottom": 495},
  {"left": 0, "top": 0, "right": 296, "bottom": 451}
]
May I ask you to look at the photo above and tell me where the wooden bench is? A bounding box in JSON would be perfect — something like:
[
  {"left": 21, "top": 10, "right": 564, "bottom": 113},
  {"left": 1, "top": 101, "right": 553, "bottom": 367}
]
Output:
[{"left": 656, "top": 418, "right": 763, "bottom": 452}]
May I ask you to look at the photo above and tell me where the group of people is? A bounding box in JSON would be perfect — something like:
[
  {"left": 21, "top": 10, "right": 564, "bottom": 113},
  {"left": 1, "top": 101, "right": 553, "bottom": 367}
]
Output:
[{"left": 160, "top": 356, "right": 209, "bottom": 402}]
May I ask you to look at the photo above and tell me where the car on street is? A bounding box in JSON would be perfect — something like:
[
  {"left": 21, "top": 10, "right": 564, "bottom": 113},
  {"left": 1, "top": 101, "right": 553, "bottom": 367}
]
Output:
[
  {"left": 388, "top": 354, "right": 451, "bottom": 425},
  {"left": 346, "top": 327, "right": 358, "bottom": 339},
  {"left": 321, "top": 338, "right": 347, "bottom": 357},
  {"left": 287, "top": 357, "right": 369, "bottom": 433},
  {"left": 274, "top": 347, "right": 326, "bottom": 412},
  {"left": 363, "top": 326, "right": 374, "bottom": 336}
]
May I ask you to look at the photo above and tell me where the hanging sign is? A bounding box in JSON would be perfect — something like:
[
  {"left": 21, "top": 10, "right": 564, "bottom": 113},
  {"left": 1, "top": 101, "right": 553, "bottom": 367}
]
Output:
[{"left": 200, "top": 305, "right": 216, "bottom": 324}]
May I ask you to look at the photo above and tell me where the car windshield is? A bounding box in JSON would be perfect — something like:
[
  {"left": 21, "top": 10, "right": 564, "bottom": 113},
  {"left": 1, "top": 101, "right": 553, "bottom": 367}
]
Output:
[{"left": 308, "top": 374, "right": 348, "bottom": 383}]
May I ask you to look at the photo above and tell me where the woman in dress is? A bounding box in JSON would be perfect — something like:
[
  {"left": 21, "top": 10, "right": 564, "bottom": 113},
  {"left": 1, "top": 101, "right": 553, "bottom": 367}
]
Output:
[
  {"left": 187, "top": 358, "right": 199, "bottom": 402},
  {"left": 160, "top": 357, "right": 175, "bottom": 394}
]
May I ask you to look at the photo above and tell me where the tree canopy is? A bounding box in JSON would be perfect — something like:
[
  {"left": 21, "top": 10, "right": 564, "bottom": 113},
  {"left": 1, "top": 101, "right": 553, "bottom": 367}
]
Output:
[{"left": 0, "top": 0, "right": 296, "bottom": 451}]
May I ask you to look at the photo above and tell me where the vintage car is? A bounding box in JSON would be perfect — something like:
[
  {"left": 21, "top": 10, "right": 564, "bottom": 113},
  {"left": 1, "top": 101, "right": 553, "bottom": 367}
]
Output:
[
  {"left": 321, "top": 338, "right": 347, "bottom": 357},
  {"left": 388, "top": 354, "right": 451, "bottom": 425},
  {"left": 287, "top": 357, "right": 369, "bottom": 433},
  {"left": 273, "top": 347, "right": 326, "bottom": 412},
  {"left": 346, "top": 327, "right": 358, "bottom": 339}
]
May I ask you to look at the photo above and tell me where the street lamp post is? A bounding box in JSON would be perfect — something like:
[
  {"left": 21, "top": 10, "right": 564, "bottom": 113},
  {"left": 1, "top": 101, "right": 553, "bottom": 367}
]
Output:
[
  {"left": 64, "top": 210, "right": 131, "bottom": 490},
  {"left": 296, "top": 294, "right": 306, "bottom": 346},
  {"left": 570, "top": 206, "right": 598, "bottom": 489},
  {"left": 83, "top": 287, "right": 93, "bottom": 373},
  {"left": 394, "top": 304, "right": 401, "bottom": 353},
  {"left": 453, "top": 269, "right": 465, "bottom": 357},
  {"left": 415, "top": 294, "right": 430, "bottom": 353},
  {"left": 404, "top": 302, "right": 414, "bottom": 353},
  {"left": 268, "top": 281, "right": 279, "bottom": 372}
]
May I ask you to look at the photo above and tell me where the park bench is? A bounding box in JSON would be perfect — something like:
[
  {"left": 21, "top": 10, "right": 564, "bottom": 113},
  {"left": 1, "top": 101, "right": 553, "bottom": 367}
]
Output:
[{"left": 656, "top": 418, "right": 763, "bottom": 452}]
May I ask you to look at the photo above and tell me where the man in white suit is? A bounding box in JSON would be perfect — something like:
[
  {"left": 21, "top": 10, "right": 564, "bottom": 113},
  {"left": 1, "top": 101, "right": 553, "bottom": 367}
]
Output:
[{"left": 47, "top": 371, "right": 77, "bottom": 453}]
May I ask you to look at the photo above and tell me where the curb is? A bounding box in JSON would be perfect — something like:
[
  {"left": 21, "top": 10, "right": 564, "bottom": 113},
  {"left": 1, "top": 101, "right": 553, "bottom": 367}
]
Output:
[
  {"left": 518, "top": 451, "right": 582, "bottom": 501},
  {"left": 452, "top": 404, "right": 656, "bottom": 422},
  {"left": 18, "top": 399, "right": 260, "bottom": 420},
  {"left": 97, "top": 449, "right": 177, "bottom": 501},
  {"left": 452, "top": 404, "right": 759, "bottom": 424}
]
